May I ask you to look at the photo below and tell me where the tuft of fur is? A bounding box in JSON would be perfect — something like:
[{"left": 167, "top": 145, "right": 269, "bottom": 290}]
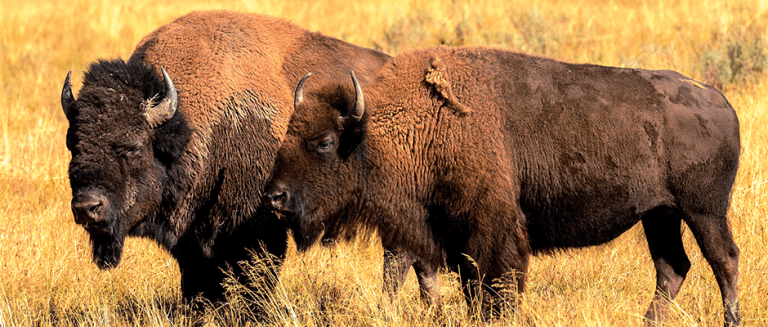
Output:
[{"left": 424, "top": 56, "right": 471, "bottom": 116}]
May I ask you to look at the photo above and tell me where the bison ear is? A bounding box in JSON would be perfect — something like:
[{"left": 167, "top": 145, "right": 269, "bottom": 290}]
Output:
[
  {"left": 143, "top": 67, "right": 178, "bottom": 128},
  {"left": 61, "top": 71, "right": 76, "bottom": 117},
  {"left": 424, "top": 56, "right": 471, "bottom": 116}
]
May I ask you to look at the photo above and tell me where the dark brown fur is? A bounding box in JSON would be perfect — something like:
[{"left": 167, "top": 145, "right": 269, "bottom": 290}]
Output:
[
  {"left": 62, "top": 10, "right": 390, "bottom": 308},
  {"left": 264, "top": 46, "right": 741, "bottom": 326}
]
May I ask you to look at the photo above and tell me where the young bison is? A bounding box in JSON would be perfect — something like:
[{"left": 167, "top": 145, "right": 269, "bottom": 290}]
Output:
[{"left": 262, "top": 46, "right": 741, "bottom": 326}]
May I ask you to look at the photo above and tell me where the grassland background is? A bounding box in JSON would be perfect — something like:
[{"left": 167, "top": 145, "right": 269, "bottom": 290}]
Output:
[{"left": 1, "top": 0, "right": 767, "bottom": 326}]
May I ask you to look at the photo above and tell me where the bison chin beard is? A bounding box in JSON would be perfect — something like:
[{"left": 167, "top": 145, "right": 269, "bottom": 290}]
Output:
[
  {"left": 290, "top": 206, "right": 326, "bottom": 252},
  {"left": 89, "top": 224, "right": 126, "bottom": 269}
]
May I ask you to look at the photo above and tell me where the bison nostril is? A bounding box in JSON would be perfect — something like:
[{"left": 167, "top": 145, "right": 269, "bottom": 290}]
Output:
[
  {"left": 88, "top": 201, "right": 103, "bottom": 216},
  {"left": 263, "top": 189, "right": 290, "bottom": 211},
  {"left": 72, "top": 200, "right": 105, "bottom": 224},
  {"left": 271, "top": 192, "right": 286, "bottom": 206}
]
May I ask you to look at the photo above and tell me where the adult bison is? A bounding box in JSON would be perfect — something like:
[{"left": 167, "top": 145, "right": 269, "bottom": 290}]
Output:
[
  {"left": 262, "top": 45, "right": 741, "bottom": 326},
  {"left": 60, "top": 10, "right": 390, "bottom": 307}
]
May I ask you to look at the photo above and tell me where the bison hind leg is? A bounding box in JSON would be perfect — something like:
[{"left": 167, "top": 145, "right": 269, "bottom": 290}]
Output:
[
  {"left": 641, "top": 206, "right": 692, "bottom": 326},
  {"left": 682, "top": 211, "right": 740, "bottom": 327}
]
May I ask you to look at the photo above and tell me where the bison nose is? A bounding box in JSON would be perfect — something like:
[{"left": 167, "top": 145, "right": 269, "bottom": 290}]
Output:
[
  {"left": 262, "top": 185, "right": 291, "bottom": 212},
  {"left": 71, "top": 192, "right": 107, "bottom": 225}
]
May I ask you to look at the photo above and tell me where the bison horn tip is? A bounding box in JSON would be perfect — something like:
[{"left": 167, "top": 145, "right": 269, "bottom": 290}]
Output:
[
  {"left": 62, "top": 70, "right": 75, "bottom": 117},
  {"left": 294, "top": 72, "right": 312, "bottom": 109}
]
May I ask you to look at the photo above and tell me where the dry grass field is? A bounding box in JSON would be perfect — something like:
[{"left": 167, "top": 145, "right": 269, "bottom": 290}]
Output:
[{"left": 1, "top": 0, "right": 767, "bottom": 326}]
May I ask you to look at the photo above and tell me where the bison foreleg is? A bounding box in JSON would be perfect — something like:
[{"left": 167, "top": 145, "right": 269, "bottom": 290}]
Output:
[
  {"left": 413, "top": 260, "right": 442, "bottom": 309},
  {"left": 382, "top": 248, "right": 416, "bottom": 300},
  {"left": 453, "top": 226, "right": 530, "bottom": 320},
  {"left": 178, "top": 257, "right": 228, "bottom": 305},
  {"left": 641, "top": 208, "right": 691, "bottom": 326},
  {"left": 383, "top": 248, "right": 442, "bottom": 309}
]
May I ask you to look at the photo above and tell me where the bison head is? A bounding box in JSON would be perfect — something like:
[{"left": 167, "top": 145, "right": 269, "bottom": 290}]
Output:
[
  {"left": 61, "top": 59, "right": 190, "bottom": 269},
  {"left": 263, "top": 72, "right": 367, "bottom": 251}
]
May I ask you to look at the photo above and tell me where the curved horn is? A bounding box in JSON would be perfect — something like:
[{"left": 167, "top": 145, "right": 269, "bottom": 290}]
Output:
[
  {"left": 145, "top": 67, "right": 178, "bottom": 128},
  {"left": 338, "top": 71, "right": 365, "bottom": 126},
  {"left": 61, "top": 71, "right": 75, "bottom": 117},
  {"left": 294, "top": 72, "right": 312, "bottom": 109}
]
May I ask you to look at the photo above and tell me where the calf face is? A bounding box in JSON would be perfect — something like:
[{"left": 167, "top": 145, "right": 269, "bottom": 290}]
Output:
[{"left": 263, "top": 72, "right": 366, "bottom": 250}]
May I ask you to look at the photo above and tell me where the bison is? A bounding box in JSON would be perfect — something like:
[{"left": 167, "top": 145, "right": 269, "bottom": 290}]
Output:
[
  {"left": 60, "top": 10, "right": 391, "bottom": 307},
  {"left": 262, "top": 45, "right": 741, "bottom": 326}
]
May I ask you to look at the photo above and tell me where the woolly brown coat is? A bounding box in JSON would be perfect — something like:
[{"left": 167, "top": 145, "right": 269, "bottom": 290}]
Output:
[
  {"left": 263, "top": 46, "right": 741, "bottom": 325},
  {"left": 62, "top": 10, "right": 389, "bottom": 305}
]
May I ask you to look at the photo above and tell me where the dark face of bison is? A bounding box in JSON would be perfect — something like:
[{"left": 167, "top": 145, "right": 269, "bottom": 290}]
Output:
[
  {"left": 62, "top": 60, "right": 190, "bottom": 269},
  {"left": 263, "top": 72, "right": 366, "bottom": 250}
]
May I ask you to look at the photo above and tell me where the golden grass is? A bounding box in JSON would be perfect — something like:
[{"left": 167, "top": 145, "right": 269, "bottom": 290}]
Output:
[{"left": 1, "top": 0, "right": 767, "bottom": 325}]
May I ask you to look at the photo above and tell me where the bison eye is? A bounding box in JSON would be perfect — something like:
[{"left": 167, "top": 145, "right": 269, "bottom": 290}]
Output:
[
  {"left": 316, "top": 140, "right": 333, "bottom": 152},
  {"left": 308, "top": 132, "right": 337, "bottom": 158},
  {"left": 123, "top": 145, "right": 144, "bottom": 159},
  {"left": 125, "top": 148, "right": 141, "bottom": 158}
]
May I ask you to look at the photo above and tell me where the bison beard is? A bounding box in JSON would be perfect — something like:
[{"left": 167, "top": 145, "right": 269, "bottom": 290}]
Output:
[
  {"left": 280, "top": 190, "right": 351, "bottom": 252},
  {"left": 265, "top": 46, "right": 742, "bottom": 326},
  {"left": 288, "top": 202, "right": 323, "bottom": 252},
  {"left": 90, "top": 228, "right": 125, "bottom": 269}
]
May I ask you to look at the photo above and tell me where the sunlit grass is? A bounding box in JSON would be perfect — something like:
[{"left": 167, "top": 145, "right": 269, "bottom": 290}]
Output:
[{"left": 1, "top": 0, "right": 767, "bottom": 326}]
